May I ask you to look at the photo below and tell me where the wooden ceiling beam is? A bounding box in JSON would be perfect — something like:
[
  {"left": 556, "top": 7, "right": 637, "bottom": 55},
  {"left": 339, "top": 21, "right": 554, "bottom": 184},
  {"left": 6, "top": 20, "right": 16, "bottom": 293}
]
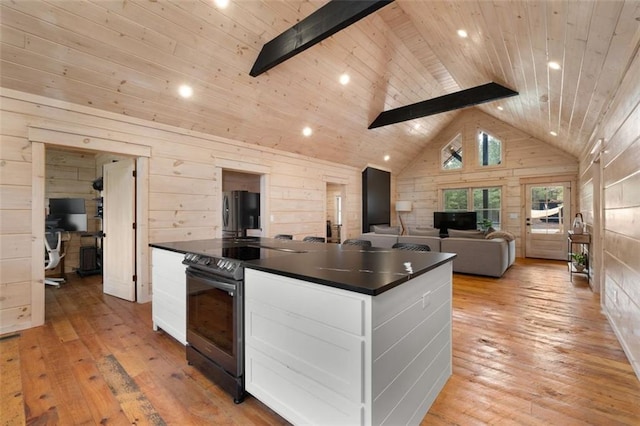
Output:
[
  {"left": 249, "top": 0, "right": 394, "bottom": 77},
  {"left": 368, "top": 82, "right": 518, "bottom": 129}
]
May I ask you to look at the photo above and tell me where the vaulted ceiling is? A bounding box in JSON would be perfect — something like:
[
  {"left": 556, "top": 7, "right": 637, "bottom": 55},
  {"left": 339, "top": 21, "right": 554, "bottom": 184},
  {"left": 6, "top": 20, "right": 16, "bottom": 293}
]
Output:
[{"left": 1, "top": 1, "right": 638, "bottom": 172}]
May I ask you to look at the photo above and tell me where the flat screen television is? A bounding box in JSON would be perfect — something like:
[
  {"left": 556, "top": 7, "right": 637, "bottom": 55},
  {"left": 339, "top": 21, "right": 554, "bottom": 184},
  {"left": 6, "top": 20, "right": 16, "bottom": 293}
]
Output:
[
  {"left": 434, "top": 211, "right": 477, "bottom": 234},
  {"left": 47, "top": 198, "right": 87, "bottom": 232}
]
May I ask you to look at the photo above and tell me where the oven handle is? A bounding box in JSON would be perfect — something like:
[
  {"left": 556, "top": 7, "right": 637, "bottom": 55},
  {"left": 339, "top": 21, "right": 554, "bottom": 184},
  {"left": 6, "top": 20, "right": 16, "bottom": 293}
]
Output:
[{"left": 186, "top": 268, "right": 237, "bottom": 294}]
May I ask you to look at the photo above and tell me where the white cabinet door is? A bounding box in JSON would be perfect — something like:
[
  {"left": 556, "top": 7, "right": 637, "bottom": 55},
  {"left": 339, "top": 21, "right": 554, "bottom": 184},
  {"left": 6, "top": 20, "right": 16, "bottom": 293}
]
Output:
[{"left": 151, "top": 248, "right": 186, "bottom": 345}]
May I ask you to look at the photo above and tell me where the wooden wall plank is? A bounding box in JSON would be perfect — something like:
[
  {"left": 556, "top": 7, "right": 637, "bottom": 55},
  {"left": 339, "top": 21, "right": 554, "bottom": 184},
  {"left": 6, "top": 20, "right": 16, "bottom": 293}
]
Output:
[
  {"left": 0, "top": 234, "right": 31, "bottom": 260},
  {"left": 0, "top": 305, "right": 31, "bottom": 333},
  {"left": 0, "top": 282, "right": 30, "bottom": 310}
]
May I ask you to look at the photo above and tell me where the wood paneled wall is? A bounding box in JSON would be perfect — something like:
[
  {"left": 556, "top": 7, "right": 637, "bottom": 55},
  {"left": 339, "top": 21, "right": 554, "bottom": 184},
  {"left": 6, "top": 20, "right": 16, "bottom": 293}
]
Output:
[
  {"left": 222, "top": 170, "right": 261, "bottom": 193},
  {"left": 0, "top": 88, "right": 361, "bottom": 334},
  {"left": 396, "top": 109, "right": 578, "bottom": 257},
  {"left": 0, "top": 128, "right": 32, "bottom": 331},
  {"left": 582, "top": 52, "right": 640, "bottom": 378}
]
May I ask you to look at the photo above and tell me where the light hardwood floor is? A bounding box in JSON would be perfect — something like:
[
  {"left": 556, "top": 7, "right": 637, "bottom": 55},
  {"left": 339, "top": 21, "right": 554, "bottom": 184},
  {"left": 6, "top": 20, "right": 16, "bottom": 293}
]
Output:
[{"left": 1, "top": 259, "right": 639, "bottom": 425}]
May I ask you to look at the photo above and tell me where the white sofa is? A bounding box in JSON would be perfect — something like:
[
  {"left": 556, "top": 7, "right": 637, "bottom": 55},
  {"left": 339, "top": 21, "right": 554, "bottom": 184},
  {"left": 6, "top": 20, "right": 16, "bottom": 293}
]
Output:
[{"left": 360, "top": 227, "right": 515, "bottom": 278}]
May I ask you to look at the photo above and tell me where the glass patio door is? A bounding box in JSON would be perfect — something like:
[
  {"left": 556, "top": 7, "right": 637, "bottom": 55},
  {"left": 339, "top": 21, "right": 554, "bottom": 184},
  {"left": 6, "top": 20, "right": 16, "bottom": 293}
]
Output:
[{"left": 525, "top": 183, "right": 570, "bottom": 260}]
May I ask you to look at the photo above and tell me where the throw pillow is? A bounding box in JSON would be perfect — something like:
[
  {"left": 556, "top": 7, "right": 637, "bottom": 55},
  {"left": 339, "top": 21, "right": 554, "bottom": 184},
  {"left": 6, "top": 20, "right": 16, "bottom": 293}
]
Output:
[
  {"left": 372, "top": 225, "right": 401, "bottom": 235},
  {"left": 448, "top": 229, "right": 486, "bottom": 239},
  {"left": 485, "top": 230, "right": 516, "bottom": 241},
  {"left": 408, "top": 227, "right": 440, "bottom": 236}
]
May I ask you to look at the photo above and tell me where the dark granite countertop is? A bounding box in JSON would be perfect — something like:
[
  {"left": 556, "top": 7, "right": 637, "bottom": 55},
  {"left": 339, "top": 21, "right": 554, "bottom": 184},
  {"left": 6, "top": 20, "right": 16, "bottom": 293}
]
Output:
[{"left": 150, "top": 238, "right": 456, "bottom": 296}]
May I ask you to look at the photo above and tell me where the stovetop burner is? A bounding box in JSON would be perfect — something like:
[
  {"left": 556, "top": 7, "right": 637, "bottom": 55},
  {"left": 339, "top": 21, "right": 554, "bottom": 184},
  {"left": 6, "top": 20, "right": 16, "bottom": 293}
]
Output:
[{"left": 182, "top": 241, "right": 305, "bottom": 281}]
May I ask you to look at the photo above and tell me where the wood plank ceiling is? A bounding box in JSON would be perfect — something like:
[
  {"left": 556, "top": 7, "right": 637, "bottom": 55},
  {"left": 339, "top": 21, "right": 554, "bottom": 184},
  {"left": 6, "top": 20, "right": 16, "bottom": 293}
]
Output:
[{"left": 1, "top": 1, "right": 638, "bottom": 171}]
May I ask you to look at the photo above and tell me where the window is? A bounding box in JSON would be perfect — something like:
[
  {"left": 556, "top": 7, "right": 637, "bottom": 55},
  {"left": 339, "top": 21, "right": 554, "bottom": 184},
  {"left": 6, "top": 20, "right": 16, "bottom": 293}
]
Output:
[
  {"left": 335, "top": 195, "right": 342, "bottom": 226},
  {"left": 478, "top": 131, "right": 502, "bottom": 166},
  {"left": 442, "top": 134, "right": 463, "bottom": 170},
  {"left": 443, "top": 189, "right": 468, "bottom": 211},
  {"left": 473, "top": 187, "right": 501, "bottom": 228},
  {"left": 443, "top": 186, "right": 502, "bottom": 229}
]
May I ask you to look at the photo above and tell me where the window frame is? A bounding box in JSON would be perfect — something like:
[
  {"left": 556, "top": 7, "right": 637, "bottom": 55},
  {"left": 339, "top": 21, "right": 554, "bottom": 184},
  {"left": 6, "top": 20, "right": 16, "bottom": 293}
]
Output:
[
  {"left": 477, "top": 129, "right": 503, "bottom": 168},
  {"left": 440, "top": 185, "right": 503, "bottom": 229},
  {"left": 441, "top": 133, "right": 463, "bottom": 171}
]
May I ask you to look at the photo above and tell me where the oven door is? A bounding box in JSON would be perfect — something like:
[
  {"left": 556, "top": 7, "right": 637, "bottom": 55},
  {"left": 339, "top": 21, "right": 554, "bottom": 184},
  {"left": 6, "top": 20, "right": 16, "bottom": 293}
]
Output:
[{"left": 186, "top": 267, "right": 243, "bottom": 376}]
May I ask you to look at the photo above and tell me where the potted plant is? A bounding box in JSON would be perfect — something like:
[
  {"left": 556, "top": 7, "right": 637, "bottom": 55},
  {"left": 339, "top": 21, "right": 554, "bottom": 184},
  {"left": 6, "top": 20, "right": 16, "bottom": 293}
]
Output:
[
  {"left": 478, "top": 218, "right": 493, "bottom": 231},
  {"left": 571, "top": 252, "right": 587, "bottom": 272}
]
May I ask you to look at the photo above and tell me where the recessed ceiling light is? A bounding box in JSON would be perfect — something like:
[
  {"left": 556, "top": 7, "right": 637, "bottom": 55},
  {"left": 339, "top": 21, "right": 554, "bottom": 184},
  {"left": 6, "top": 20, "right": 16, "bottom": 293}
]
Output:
[
  {"left": 302, "top": 126, "right": 312, "bottom": 137},
  {"left": 214, "top": 0, "right": 229, "bottom": 9},
  {"left": 178, "top": 84, "right": 193, "bottom": 98},
  {"left": 339, "top": 73, "right": 350, "bottom": 85},
  {"left": 550, "top": 131, "right": 558, "bottom": 136},
  {"left": 497, "top": 106, "right": 504, "bottom": 111},
  {"left": 548, "top": 61, "right": 561, "bottom": 70},
  {"left": 457, "top": 29, "right": 468, "bottom": 38},
  {"left": 384, "top": 155, "right": 390, "bottom": 162}
]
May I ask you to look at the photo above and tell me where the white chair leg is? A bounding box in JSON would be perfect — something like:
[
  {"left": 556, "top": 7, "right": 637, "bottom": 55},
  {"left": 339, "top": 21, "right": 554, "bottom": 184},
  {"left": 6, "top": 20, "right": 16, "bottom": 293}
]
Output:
[{"left": 45, "top": 277, "right": 65, "bottom": 287}]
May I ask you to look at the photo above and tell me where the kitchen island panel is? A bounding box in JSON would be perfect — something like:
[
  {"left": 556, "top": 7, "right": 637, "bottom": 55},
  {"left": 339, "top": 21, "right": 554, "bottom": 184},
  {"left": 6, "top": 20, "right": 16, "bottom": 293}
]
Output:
[
  {"left": 245, "top": 270, "right": 367, "bottom": 336},
  {"left": 373, "top": 327, "right": 452, "bottom": 424},
  {"left": 245, "top": 263, "right": 452, "bottom": 425},
  {"left": 246, "top": 299, "right": 366, "bottom": 402},
  {"left": 246, "top": 347, "right": 365, "bottom": 425},
  {"left": 245, "top": 269, "right": 368, "bottom": 407},
  {"left": 371, "top": 263, "right": 450, "bottom": 328},
  {"left": 371, "top": 268, "right": 450, "bottom": 358},
  {"left": 151, "top": 248, "right": 187, "bottom": 345}
]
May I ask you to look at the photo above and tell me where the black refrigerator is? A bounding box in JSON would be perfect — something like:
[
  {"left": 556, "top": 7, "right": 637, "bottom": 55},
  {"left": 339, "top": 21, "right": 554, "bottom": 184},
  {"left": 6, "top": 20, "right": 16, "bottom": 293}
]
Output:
[{"left": 222, "top": 191, "right": 260, "bottom": 237}]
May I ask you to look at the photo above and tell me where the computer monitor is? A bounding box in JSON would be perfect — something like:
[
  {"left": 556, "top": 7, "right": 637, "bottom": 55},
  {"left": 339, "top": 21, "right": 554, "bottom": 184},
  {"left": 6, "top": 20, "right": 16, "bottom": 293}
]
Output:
[{"left": 48, "top": 198, "right": 87, "bottom": 232}]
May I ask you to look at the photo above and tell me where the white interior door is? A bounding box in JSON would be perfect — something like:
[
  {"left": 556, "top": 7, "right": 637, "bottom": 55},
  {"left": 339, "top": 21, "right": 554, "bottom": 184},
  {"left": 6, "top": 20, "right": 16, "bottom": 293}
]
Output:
[
  {"left": 525, "top": 183, "right": 570, "bottom": 260},
  {"left": 103, "top": 159, "right": 136, "bottom": 301}
]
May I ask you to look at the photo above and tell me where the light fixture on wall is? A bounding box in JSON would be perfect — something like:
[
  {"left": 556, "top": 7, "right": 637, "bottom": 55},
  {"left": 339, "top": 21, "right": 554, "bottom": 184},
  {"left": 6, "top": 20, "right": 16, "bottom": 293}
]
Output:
[{"left": 396, "top": 201, "right": 412, "bottom": 235}]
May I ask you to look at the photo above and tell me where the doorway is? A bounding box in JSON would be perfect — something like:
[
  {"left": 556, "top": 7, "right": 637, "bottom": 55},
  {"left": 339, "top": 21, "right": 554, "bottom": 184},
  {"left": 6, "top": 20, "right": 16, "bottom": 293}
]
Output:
[
  {"left": 326, "top": 183, "right": 345, "bottom": 243},
  {"left": 524, "top": 182, "right": 571, "bottom": 260},
  {"left": 222, "top": 170, "right": 263, "bottom": 236},
  {"left": 44, "top": 148, "right": 138, "bottom": 301}
]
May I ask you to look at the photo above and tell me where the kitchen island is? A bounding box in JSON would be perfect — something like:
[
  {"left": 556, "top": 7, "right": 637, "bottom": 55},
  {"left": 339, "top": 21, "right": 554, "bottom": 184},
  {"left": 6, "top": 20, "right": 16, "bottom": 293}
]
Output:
[
  {"left": 243, "top": 245, "right": 455, "bottom": 425},
  {"left": 150, "top": 238, "right": 456, "bottom": 425}
]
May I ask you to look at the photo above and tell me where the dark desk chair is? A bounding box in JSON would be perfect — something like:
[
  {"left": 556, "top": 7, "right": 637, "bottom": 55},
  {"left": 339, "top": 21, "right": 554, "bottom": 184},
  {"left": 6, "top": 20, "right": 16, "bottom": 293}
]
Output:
[
  {"left": 342, "top": 239, "right": 372, "bottom": 247},
  {"left": 274, "top": 234, "right": 293, "bottom": 240},
  {"left": 392, "top": 242, "right": 431, "bottom": 251},
  {"left": 303, "top": 236, "right": 325, "bottom": 243},
  {"left": 44, "top": 230, "right": 66, "bottom": 287}
]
